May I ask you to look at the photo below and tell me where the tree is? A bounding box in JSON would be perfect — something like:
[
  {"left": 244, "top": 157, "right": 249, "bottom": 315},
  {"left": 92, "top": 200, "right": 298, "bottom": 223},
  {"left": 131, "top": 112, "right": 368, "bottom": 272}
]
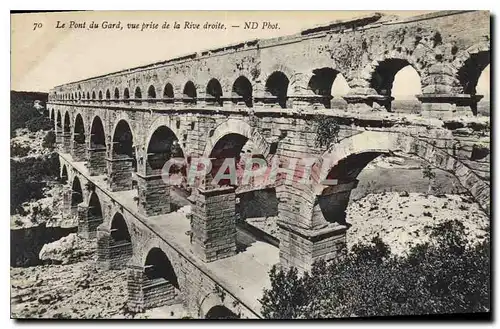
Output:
[
  {"left": 422, "top": 164, "right": 436, "bottom": 195},
  {"left": 260, "top": 220, "right": 490, "bottom": 318}
]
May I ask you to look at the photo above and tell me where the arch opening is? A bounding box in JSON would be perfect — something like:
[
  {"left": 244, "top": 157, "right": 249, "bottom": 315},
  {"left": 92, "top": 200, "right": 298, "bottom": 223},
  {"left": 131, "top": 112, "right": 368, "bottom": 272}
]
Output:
[
  {"left": 112, "top": 120, "right": 136, "bottom": 165},
  {"left": 183, "top": 81, "right": 197, "bottom": 104},
  {"left": 146, "top": 126, "right": 184, "bottom": 176},
  {"left": 105, "top": 89, "right": 111, "bottom": 100},
  {"left": 265, "top": 71, "right": 289, "bottom": 108},
  {"left": 476, "top": 64, "right": 490, "bottom": 116},
  {"left": 370, "top": 59, "right": 421, "bottom": 111},
  {"left": 63, "top": 112, "right": 71, "bottom": 134},
  {"left": 61, "top": 165, "right": 68, "bottom": 184},
  {"left": 114, "top": 87, "right": 120, "bottom": 99},
  {"left": 71, "top": 176, "right": 83, "bottom": 210},
  {"left": 135, "top": 86, "right": 142, "bottom": 99},
  {"left": 206, "top": 78, "right": 223, "bottom": 106},
  {"left": 73, "top": 114, "right": 85, "bottom": 145},
  {"left": 92, "top": 91, "right": 96, "bottom": 100},
  {"left": 98, "top": 90, "right": 103, "bottom": 100},
  {"left": 232, "top": 76, "right": 253, "bottom": 107},
  {"left": 123, "top": 88, "right": 130, "bottom": 102},
  {"left": 163, "top": 83, "right": 174, "bottom": 103},
  {"left": 144, "top": 248, "right": 179, "bottom": 289},
  {"left": 87, "top": 192, "right": 103, "bottom": 224},
  {"left": 90, "top": 116, "right": 106, "bottom": 149},
  {"left": 205, "top": 305, "right": 239, "bottom": 319},
  {"left": 56, "top": 111, "right": 62, "bottom": 129},
  {"left": 147, "top": 85, "right": 156, "bottom": 99},
  {"left": 110, "top": 212, "right": 131, "bottom": 243},
  {"left": 308, "top": 68, "right": 348, "bottom": 108}
]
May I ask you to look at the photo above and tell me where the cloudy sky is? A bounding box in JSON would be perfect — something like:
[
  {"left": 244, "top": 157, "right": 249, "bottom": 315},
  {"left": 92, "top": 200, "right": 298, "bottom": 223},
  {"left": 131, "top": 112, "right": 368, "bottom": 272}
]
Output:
[{"left": 11, "top": 10, "right": 489, "bottom": 98}]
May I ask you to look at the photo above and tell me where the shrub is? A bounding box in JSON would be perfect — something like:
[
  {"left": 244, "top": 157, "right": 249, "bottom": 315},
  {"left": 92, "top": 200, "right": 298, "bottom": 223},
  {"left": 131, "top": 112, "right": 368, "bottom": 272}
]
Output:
[
  {"left": 42, "top": 130, "right": 56, "bottom": 150},
  {"left": 10, "top": 153, "right": 60, "bottom": 214},
  {"left": 260, "top": 220, "right": 490, "bottom": 318}
]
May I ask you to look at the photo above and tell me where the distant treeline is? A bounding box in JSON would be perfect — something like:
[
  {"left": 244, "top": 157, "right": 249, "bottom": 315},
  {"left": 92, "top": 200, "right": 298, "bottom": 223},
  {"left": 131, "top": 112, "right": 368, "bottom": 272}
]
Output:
[{"left": 11, "top": 90, "right": 49, "bottom": 136}]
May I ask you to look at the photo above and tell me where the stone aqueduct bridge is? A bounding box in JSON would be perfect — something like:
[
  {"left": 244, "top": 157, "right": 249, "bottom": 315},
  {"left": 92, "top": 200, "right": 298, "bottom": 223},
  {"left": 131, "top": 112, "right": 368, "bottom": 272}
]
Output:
[{"left": 47, "top": 11, "right": 490, "bottom": 318}]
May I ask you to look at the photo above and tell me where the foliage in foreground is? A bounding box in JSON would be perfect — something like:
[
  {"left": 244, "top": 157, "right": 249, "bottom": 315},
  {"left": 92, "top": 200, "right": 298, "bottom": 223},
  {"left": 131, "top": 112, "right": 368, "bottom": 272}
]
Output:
[
  {"left": 10, "top": 153, "right": 60, "bottom": 214},
  {"left": 260, "top": 220, "right": 490, "bottom": 319}
]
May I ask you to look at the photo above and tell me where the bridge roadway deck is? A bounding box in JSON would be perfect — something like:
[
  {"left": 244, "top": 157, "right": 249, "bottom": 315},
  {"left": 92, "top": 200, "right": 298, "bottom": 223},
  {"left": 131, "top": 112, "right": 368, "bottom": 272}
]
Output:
[{"left": 60, "top": 152, "right": 279, "bottom": 316}]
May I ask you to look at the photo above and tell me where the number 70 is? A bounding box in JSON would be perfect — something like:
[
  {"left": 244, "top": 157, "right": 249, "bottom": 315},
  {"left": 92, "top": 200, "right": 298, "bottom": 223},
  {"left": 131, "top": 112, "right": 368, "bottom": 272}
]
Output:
[{"left": 33, "top": 22, "right": 43, "bottom": 31}]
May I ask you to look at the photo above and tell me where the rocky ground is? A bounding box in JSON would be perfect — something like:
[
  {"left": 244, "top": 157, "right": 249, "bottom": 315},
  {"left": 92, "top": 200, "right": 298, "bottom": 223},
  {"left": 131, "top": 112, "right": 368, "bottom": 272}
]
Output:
[{"left": 346, "top": 192, "right": 489, "bottom": 255}]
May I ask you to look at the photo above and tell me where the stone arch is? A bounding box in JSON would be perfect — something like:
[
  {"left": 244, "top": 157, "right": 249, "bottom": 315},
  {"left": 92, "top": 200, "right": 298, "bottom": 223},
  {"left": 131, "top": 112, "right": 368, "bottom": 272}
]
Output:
[
  {"left": 264, "top": 71, "right": 290, "bottom": 108},
  {"left": 105, "top": 89, "right": 111, "bottom": 100},
  {"left": 183, "top": 80, "right": 197, "bottom": 104},
  {"left": 314, "top": 131, "right": 489, "bottom": 214},
  {"left": 56, "top": 111, "right": 62, "bottom": 130},
  {"left": 134, "top": 86, "right": 142, "bottom": 99},
  {"left": 71, "top": 175, "right": 84, "bottom": 214},
  {"left": 109, "top": 118, "right": 137, "bottom": 191},
  {"left": 123, "top": 87, "right": 130, "bottom": 101},
  {"left": 199, "top": 293, "right": 239, "bottom": 319},
  {"left": 369, "top": 58, "right": 421, "bottom": 95},
  {"left": 145, "top": 124, "right": 185, "bottom": 175},
  {"left": 147, "top": 85, "right": 156, "bottom": 99},
  {"left": 127, "top": 246, "right": 180, "bottom": 310},
  {"left": 205, "top": 78, "right": 223, "bottom": 106},
  {"left": 90, "top": 115, "right": 106, "bottom": 148},
  {"left": 60, "top": 164, "right": 68, "bottom": 184},
  {"left": 72, "top": 113, "right": 86, "bottom": 161},
  {"left": 203, "top": 119, "right": 270, "bottom": 158},
  {"left": 232, "top": 75, "right": 253, "bottom": 107},
  {"left": 50, "top": 108, "right": 54, "bottom": 121},
  {"left": 80, "top": 191, "right": 104, "bottom": 238},
  {"left": 307, "top": 67, "right": 351, "bottom": 108},
  {"left": 114, "top": 87, "right": 120, "bottom": 99},
  {"left": 86, "top": 91, "right": 90, "bottom": 100},
  {"left": 92, "top": 91, "right": 96, "bottom": 100},
  {"left": 88, "top": 115, "right": 107, "bottom": 176},
  {"left": 163, "top": 83, "right": 175, "bottom": 103},
  {"left": 98, "top": 90, "right": 103, "bottom": 100},
  {"left": 111, "top": 119, "right": 136, "bottom": 159},
  {"left": 454, "top": 44, "right": 490, "bottom": 96},
  {"left": 63, "top": 111, "right": 71, "bottom": 134}
]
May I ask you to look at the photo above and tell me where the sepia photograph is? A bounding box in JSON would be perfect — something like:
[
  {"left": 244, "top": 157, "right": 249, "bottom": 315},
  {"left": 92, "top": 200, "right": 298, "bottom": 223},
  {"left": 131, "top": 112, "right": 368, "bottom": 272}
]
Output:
[{"left": 10, "top": 9, "right": 491, "bottom": 320}]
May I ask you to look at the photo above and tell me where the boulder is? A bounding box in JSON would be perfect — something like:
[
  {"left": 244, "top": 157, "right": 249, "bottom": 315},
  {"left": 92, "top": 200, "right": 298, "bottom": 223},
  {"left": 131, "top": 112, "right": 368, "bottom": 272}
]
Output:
[{"left": 39, "top": 233, "right": 89, "bottom": 265}]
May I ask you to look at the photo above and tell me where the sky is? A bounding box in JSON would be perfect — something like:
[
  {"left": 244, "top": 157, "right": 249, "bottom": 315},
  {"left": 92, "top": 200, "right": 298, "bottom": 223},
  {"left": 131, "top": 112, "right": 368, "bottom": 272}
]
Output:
[{"left": 11, "top": 10, "right": 489, "bottom": 98}]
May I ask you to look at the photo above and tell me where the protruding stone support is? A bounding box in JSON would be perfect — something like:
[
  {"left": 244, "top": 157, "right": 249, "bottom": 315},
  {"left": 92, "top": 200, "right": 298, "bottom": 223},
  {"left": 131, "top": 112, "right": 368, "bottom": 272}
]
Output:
[
  {"left": 278, "top": 222, "right": 347, "bottom": 273},
  {"left": 126, "top": 265, "right": 177, "bottom": 313},
  {"left": 77, "top": 203, "right": 102, "bottom": 239},
  {"left": 417, "top": 93, "right": 483, "bottom": 119},
  {"left": 62, "top": 132, "right": 72, "bottom": 154},
  {"left": 136, "top": 173, "right": 171, "bottom": 216},
  {"left": 106, "top": 156, "right": 134, "bottom": 192},
  {"left": 191, "top": 186, "right": 237, "bottom": 262},
  {"left": 343, "top": 94, "right": 393, "bottom": 112},
  {"left": 96, "top": 225, "right": 133, "bottom": 271},
  {"left": 87, "top": 147, "right": 107, "bottom": 176},
  {"left": 277, "top": 180, "right": 358, "bottom": 272}
]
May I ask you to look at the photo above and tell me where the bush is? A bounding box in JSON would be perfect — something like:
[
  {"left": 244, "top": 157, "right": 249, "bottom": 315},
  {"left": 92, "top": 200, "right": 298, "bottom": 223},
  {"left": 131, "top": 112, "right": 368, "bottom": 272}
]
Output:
[
  {"left": 260, "top": 220, "right": 490, "bottom": 318},
  {"left": 42, "top": 130, "right": 56, "bottom": 150},
  {"left": 10, "top": 153, "right": 60, "bottom": 214}
]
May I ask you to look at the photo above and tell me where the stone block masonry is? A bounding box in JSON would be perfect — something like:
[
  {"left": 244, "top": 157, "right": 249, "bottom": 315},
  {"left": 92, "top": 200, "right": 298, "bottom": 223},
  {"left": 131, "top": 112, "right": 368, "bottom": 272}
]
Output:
[
  {"left": 87, "top": 147, "right": 107, "bottom": 176},
  {"left": 137, "top": 174, "right": 171, "bottom": 217},
  {"left": 106, "top": 157, "right": 134, "bottom": 191},
  {"left": 191, "top": 186, "right": 237, "bottom": 262},
  {"left": 96, "top": 227, "right": 133, "bottom": 270},
  {"left": 77, "top": 204, "right": 103, "bottom": 239}
]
